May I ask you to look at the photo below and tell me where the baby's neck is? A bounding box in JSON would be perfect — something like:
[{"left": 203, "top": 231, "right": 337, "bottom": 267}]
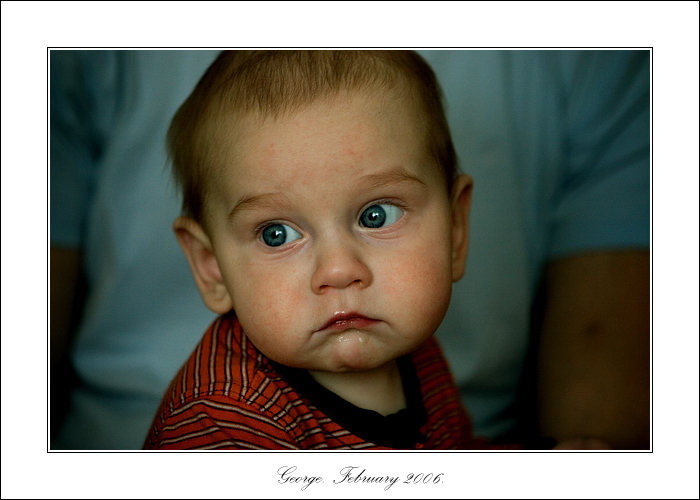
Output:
[{"left": 308, "top": 360, "right": 406, "bottom": 416}]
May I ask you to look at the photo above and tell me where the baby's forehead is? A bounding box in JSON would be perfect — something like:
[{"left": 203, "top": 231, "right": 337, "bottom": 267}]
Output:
[
  {"left": 195, "top": 85, "right": 450, "bottom": 208},
  {"left": 212, "top": 87, "right": 427, "bottom": 143},
  {"left": 212, "top": 95, "right": 428, "bottom": 166}
]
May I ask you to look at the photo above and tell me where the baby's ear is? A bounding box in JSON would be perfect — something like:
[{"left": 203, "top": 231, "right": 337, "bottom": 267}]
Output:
[
  {"left": 173, "top": 216, "right": 233, "bottom": 314},
  {"left": 450, "top": 174, "right": 473, "bottom": 282}
]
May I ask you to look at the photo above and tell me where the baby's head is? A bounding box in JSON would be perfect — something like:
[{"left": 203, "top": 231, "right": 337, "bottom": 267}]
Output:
[
  {"left": 170, "top": 50, "right": 472, "bottom": 374},
  {"left": 169, "top": 50, "right": 460, "bottom": 224}
]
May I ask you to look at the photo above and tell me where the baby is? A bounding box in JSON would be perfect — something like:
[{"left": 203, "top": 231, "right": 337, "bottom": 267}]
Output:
[{"left": 144, "top": 50, "right": 495, "bottom": 450}]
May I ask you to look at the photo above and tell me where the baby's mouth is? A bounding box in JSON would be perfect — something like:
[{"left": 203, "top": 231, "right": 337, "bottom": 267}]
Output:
[{"left": 316, "top": 312, "right": 380, "bottom": 333}]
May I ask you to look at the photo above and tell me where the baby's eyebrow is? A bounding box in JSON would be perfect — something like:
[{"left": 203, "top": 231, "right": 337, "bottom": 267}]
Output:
[
  {"left": 227, "top": 168, "right": 425, "bottom": 222},
  {"left": 228, "top": 192, "right": 291, "bottom": 222},
  {"left": 358, "top": 167, "right": 427, "bottom": 190}
]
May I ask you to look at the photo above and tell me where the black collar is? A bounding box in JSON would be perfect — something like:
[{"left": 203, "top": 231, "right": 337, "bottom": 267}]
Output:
[{"left": 274, "top": 355, "right": 428, "bottom": 449}]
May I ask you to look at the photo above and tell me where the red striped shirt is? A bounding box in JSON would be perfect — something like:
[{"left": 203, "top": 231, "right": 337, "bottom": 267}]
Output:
[{"left": 144, "top": 312, "right": 508, "bottom": 450}]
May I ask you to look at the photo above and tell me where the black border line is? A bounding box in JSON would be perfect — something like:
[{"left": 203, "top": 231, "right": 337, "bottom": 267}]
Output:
[{"left": 46, "top": 46, "right": 653, "bottom": 455}]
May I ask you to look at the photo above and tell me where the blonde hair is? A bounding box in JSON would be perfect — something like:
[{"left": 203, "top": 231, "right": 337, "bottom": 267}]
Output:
[{"left": 168, "top": 50, "right": 457, "bottom": 223}]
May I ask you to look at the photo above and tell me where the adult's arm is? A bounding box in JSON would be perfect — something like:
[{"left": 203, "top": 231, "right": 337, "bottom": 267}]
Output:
[
  {"left": 536, "top": 250, "right": 650, "bottom": 449},
  {"left": 50, "top": 245, "right": 84, "bottom": 436},
  {"left": 50, "top": 247, "right": 83, "bottom": 367}
]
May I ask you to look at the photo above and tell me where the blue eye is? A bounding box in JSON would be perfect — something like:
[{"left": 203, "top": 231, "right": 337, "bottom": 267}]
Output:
[
  {"left": 261, "top": 223, "right": 301, "bottom": 247},
  {"left": 359, "top": 204, "right": 403, "bottom": 228}
]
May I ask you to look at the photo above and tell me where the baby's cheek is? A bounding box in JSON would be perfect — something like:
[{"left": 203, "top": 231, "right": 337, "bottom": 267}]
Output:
[
  {"left": 232, "top": 273, "right": 295, "bottom": 343},
  {"left": 385, "top": 254, "right": 452, "bottom": 330},
  {"left": 256, "top": 283, "right": 302, "bottom": 331}
]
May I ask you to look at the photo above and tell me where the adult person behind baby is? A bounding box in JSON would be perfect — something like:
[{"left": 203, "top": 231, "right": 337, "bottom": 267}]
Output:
[{"left": 51, "top": 50, "right": 649, "bottom": 449}]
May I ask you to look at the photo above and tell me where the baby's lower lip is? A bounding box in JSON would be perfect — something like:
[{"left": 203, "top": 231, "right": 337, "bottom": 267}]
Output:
[{"left": 322, "top": 317, "right": 380, "bottom": 332}]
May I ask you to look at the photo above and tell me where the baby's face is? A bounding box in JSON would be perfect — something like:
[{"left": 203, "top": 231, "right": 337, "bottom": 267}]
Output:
[{"left": 203, "top": 91, "right": 468, "bottom": 373}]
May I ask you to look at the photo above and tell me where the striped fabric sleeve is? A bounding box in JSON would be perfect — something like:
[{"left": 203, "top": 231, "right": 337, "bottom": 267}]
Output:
[
  {"left": 145, "top": 395, "right": 299, "bottom": 450},
  {"left": 144, "top": 315, "right": 300, "bottom": 450}
]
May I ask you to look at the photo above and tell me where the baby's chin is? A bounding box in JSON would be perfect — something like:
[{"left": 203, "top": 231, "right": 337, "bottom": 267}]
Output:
[
  {"left": 260, "top": 331, "right": 379, "bottom": 372},
  {"left": 269, "top": 330, "right": 382, "bottom": 373},
  {"left": 321, "top": 330, "right": 401, "bottom": 372},
  {"left": 329, "top": 333, "right": 372, "bottom": 370}
]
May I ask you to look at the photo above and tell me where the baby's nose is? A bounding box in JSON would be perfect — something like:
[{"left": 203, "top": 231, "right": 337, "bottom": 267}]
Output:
[{"left": 310, "top": 236, "right": 372, "bottom": 294}]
